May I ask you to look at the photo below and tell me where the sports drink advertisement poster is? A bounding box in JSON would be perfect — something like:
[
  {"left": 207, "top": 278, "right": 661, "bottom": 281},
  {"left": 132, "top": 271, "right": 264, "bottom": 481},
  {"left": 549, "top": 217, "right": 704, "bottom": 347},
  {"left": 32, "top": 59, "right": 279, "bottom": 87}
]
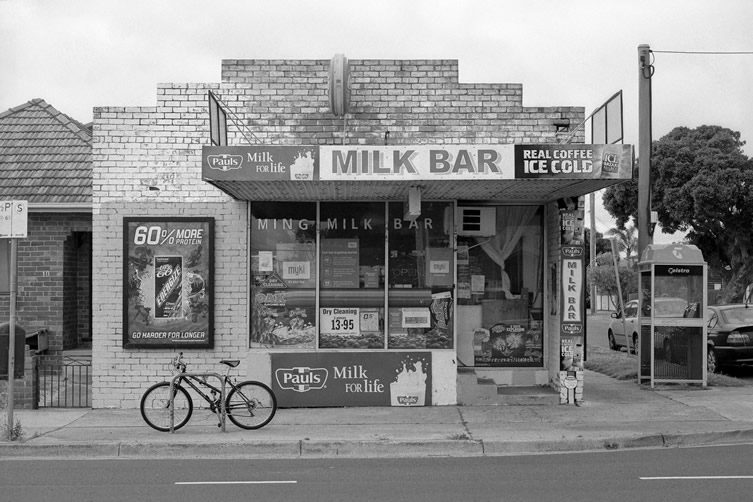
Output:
[{"left": 123, "top": 217, "right": 214, "bottom": 348}]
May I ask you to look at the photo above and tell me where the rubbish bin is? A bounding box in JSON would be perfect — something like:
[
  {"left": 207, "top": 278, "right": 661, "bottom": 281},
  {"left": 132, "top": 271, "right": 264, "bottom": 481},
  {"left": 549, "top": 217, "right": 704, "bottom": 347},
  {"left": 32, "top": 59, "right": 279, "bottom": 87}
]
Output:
[{"left": 0, "top": 322, "right": 25, "bottom": 379}]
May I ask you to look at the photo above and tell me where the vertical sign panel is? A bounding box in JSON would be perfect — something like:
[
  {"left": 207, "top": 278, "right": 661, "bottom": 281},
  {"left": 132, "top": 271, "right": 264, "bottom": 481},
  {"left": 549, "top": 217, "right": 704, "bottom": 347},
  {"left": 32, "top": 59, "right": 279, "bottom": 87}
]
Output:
[{"left": 559, "top": 197, "right": 585, "bottom": 371}]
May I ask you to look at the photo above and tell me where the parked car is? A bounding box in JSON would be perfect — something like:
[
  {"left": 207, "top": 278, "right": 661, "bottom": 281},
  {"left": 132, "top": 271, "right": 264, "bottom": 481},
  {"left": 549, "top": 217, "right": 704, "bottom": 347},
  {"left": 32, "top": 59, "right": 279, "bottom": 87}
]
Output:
[
  {"left": 607, "top": 300, "right": 639, "bottom": 353},
  {"left": 706, "top": 304, "right": 753, "bottom": 373},
  {"left": 608, "top": 297, "right": 690, "bottom": 354}
]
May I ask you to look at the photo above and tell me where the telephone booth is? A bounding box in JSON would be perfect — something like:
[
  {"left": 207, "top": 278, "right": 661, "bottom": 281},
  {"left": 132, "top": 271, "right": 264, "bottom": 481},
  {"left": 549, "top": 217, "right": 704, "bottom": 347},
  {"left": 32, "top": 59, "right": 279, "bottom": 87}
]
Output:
[{"left": 638, "top": 244, "right": 707, "bottom": 387}]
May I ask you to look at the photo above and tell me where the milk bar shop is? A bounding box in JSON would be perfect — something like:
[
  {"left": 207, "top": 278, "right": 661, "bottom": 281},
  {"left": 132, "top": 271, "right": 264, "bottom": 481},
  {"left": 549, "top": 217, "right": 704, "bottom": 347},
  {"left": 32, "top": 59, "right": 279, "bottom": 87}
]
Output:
[{"left": 92, "top": 57, "right": 632, "bottom": 408}]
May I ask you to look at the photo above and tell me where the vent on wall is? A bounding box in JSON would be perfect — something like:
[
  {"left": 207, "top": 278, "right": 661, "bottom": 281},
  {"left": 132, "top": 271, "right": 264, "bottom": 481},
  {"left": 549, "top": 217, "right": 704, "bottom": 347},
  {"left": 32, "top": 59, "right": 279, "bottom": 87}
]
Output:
[{"left": 457, "top": 207, "right": 496, "bottom": 236}]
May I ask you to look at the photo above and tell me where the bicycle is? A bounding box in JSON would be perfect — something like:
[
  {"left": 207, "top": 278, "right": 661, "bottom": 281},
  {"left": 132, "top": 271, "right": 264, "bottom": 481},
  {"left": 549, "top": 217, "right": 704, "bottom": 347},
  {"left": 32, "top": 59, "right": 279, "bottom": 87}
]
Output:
[{"left": 140, "top": 353, "right": 277, "bottom": 432}]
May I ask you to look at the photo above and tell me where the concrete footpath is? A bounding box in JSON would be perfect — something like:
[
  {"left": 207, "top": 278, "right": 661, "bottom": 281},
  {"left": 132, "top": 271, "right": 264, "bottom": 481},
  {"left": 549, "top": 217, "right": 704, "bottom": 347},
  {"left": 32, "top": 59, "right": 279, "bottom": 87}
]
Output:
[{"left": 3, "top": 370, "right": 753, "bottom": 459}]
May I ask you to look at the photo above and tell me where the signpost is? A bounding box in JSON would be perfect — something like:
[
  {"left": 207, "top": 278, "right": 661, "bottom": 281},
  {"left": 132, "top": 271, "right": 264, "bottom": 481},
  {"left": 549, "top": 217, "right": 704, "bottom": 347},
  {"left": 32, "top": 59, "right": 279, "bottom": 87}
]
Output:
[{"left": 1, "top": 200, "right": 27, "bottom": 440}]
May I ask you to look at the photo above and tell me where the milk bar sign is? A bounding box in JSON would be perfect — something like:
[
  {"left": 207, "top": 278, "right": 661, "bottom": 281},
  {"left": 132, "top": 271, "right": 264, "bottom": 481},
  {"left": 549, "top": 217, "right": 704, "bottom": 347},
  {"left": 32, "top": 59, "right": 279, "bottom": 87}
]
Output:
[
  {"left": 0, "top": 200, "right": 28, "bottom": 238},
  {"left": 203, "top": 145, "right": 633, "bottom": 182}
]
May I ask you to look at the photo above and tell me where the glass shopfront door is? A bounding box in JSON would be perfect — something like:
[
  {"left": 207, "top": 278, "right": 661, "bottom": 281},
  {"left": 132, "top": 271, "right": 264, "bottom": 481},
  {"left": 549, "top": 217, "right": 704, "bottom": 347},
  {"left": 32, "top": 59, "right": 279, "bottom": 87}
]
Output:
[{"left": 456, "top": 205, "right": 544, "bottom": 367}]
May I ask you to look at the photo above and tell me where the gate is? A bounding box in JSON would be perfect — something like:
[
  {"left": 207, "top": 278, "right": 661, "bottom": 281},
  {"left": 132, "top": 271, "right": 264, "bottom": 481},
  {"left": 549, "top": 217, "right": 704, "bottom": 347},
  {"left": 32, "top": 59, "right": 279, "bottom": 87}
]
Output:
[{"left": 34, "top": 354, "right": 92, "bottom": 408}]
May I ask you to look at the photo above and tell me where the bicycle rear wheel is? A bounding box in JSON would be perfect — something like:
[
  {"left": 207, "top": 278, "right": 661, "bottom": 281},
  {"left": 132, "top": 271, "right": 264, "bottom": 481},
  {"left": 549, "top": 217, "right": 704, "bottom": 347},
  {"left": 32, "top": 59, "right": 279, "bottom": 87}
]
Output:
[
  {"left": 225, "top": 381, "right": 277, "bottom": 430},
  {"left": 140, "top": 382, "right": 193, "bottom": 432}
]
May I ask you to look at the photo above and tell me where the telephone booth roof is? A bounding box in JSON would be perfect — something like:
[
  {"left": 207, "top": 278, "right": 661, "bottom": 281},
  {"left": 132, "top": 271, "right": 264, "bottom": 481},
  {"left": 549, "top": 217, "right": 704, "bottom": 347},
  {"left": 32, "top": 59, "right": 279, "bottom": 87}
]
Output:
[{"left": 639, "top": 243, "right": 705, "bottom": 268}]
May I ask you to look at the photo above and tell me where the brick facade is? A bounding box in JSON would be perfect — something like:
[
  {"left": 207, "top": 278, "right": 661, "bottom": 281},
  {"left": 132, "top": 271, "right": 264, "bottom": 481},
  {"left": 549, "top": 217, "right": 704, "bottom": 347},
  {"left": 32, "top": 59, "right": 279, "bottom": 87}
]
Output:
[
  {"left": 0, "top": 213, "right": 91, "bottom": 352},
  {"left": 92, "top": 59, "right": 583, "bottom": 408}
]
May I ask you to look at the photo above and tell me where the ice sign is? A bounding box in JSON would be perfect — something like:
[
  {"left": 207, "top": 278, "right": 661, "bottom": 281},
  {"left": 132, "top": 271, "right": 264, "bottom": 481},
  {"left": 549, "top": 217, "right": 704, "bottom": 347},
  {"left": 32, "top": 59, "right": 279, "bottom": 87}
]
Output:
[{"left": 0, "top": 200, "right": 28, "bottom": 238}]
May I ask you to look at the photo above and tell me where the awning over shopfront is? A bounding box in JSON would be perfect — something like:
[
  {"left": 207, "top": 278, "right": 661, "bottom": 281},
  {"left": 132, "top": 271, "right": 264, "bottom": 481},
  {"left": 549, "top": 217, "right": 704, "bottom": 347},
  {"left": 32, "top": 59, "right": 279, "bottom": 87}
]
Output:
[{"left": 202, "top": 144, "right": 633, "bottom": 203}]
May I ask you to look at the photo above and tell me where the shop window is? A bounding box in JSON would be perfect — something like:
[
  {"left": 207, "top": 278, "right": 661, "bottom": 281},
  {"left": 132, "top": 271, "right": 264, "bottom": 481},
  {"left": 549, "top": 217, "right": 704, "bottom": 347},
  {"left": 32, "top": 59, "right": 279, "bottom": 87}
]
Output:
[
  {"left": 250, "top": 202, "right": 317, "bottom": 348},
  {"left": 319, "top": 202, "right": 385, "bottom": 349},
  {"left": 387, "top": 202, "right": 454, "bottom": 349},
  {"left": 457, "top": 206, "right": 544, "bottom": 367}
]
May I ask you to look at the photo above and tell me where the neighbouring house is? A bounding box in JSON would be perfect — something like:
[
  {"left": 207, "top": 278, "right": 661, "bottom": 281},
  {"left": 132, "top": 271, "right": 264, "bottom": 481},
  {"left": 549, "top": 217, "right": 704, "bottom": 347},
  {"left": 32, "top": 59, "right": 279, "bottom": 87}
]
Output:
[{"left": 0, "top": 99, "right": 92, "bottom": 407}]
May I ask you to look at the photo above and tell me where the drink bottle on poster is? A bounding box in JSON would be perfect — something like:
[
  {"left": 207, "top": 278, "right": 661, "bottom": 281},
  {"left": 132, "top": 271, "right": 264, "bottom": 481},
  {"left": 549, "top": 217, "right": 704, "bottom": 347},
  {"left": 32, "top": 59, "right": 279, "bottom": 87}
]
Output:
[{"left": 154, "top": 256, "right": 183, "bottom": 318}]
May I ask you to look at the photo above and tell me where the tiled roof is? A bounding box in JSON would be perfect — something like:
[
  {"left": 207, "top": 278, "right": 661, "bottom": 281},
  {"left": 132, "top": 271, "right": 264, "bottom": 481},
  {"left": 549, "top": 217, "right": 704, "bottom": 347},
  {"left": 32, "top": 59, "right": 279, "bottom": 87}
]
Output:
[{"left": 0, "top": 99, "right": 91, "bottom": 205}]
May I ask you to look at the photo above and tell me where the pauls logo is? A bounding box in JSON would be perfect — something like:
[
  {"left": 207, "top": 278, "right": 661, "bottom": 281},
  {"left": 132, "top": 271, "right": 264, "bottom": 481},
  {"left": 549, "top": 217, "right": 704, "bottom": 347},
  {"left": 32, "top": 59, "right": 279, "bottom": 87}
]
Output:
[
  {"left": 275, "top": 367, "right": 328, "bottom": 393},
  {"left": 562, "top": 324, "right": 583, "bottom": 335},
  {"left": 207, "top": 154, "right": 243, "bottom": 171},
  {"left": 562, "top": 246, "right": 583, "bottom": 257},
  {"left": 397, "top": 395, "right": 419, "bottom": 405}
]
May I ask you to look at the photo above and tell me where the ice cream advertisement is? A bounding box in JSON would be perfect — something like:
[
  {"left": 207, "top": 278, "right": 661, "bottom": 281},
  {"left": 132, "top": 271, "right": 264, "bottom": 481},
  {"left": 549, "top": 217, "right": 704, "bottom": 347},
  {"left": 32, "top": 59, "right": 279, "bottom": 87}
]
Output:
[
  {"left": 271, "top": 352, "right": 431, "bottom": 407},
  {"left": 123, "top": 217, "right": 213, "bottom": 348}
]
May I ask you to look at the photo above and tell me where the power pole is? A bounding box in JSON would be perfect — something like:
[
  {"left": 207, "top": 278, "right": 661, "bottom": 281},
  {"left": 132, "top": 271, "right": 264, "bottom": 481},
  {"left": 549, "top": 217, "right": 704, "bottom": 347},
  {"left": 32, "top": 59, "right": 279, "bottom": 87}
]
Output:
[
  {"left": 590, "top": 193, "right": 597, "bottom": 313},
  {"left": 637, "top": 44, "right": 653, "bottom": 257}
]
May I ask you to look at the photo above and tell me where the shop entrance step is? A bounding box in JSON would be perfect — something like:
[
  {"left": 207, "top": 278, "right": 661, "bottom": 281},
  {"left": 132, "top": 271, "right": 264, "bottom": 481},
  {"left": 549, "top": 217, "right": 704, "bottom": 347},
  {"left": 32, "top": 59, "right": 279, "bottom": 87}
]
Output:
[{"left": 456, "top": 369, "right": 558, "bottom": 406}]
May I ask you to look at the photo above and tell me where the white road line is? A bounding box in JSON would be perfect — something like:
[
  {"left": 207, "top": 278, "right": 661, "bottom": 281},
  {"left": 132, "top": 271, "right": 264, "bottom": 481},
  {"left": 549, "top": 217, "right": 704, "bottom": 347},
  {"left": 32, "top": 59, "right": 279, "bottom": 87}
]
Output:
[
  {"left": 175, "top": 480, "right": 297, "bottom": 485},
  {"left": 641, "top": 476, "right": 753, "bottom": 480}
]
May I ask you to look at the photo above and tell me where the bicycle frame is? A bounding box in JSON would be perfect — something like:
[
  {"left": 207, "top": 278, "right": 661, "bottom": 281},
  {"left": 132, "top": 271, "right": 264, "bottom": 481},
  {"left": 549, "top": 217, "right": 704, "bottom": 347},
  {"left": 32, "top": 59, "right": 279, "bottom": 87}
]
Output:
[
  {"left": 175, "top": 373, "right": 225, "bottom": 407},
  {"left": 168, "top": 370, "right": 228, "bottom": 433}
]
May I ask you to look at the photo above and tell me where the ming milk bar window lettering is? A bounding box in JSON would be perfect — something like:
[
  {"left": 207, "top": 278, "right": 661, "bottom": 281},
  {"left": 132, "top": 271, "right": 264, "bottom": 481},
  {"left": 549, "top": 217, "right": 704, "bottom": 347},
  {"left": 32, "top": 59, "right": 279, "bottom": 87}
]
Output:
[
  {"left": 319, "top": 202, "right": 385, "bottom": 349},
  {"left": 250, "top": 202, "right": 317, "bottom": 349}
]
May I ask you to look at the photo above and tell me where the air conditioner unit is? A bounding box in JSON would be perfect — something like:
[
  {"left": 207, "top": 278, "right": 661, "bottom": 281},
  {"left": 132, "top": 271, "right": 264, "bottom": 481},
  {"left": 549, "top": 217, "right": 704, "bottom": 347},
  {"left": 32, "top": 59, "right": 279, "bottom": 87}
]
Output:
[{"left": 457, "top": 207, "right": 496, "bottom": 236}]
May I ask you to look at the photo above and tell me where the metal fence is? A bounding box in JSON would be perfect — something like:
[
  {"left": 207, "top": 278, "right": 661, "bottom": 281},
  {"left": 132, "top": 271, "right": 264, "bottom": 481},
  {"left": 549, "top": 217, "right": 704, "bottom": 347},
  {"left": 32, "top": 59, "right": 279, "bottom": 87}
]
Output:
[{"left": 34, "top": 354, "right": 92, "bottom": 408}]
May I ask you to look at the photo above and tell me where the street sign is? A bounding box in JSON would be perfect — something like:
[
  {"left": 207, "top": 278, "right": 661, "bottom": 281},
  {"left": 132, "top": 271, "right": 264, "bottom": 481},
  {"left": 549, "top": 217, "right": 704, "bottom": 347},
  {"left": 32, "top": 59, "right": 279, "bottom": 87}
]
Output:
[{"left": 0, "top": 200, "right": 28, "bottom": 238}]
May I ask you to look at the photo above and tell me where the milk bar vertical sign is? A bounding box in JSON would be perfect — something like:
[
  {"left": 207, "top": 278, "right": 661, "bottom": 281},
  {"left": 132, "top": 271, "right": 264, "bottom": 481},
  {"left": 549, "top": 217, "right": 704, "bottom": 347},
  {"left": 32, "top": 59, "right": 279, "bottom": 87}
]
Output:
[
  {"left": 123, "top": 217, "right": 214, "bottom": 348},
  {"left": 559, "top": 197, "right": 585, "bottom": 368}
]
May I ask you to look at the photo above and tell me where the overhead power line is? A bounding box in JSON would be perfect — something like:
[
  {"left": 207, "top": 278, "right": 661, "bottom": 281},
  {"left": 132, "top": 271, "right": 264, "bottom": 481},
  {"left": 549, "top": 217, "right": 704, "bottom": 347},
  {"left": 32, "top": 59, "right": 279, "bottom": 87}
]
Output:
[{"left": 652, "top": 50, "right": 753, "bottom": 55}]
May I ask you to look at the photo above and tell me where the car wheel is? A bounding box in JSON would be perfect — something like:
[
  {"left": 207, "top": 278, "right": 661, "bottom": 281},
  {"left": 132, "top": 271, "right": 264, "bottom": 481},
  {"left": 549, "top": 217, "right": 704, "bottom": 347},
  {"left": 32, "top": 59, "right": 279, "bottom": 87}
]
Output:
[
  {"left": 631, "top": 333, "right": 639, "bottom": 355},
  {"left": 707, "top": 347, "right": 719, "bottom": 374},
  {"left": 663, "top": 340, "right": 672, "bottom": 363},
  {"left": 608, "top": 330, "right": 617, "bottom": 351}
]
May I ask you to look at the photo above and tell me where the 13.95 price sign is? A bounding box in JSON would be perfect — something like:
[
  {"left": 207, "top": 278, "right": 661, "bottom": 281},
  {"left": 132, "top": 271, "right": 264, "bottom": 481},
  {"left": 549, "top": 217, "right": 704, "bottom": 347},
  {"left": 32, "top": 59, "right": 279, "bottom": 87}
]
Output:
[
  {"left": 320, "top": 307, "right": 360, "bottom": 336},
  {"left": 123, "top": 217, "right": 214, "bottom": 348}
]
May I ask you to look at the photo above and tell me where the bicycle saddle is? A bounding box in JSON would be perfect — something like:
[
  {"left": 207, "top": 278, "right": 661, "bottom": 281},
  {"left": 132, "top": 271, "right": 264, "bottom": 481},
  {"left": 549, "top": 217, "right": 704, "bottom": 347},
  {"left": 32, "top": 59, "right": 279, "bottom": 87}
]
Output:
[{"left": 220, "top": 360, "right": 240, "bottom": 368}]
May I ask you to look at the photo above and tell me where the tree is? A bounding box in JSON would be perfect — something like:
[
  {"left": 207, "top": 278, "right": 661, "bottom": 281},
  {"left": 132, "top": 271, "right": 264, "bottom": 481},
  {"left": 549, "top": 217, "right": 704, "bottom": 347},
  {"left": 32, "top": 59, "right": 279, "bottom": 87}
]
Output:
[
  {"left": 603, "top": 125, "right": 753, "bottom": 301},
  {"left": 585, "top": 227, "right": 610, "bottom": 265},
  {"left": 587, "top": 252, "right": 638, "bottom": 309},
  {"left": 604, "top": 223, "right": 638, "bottom": 265}
]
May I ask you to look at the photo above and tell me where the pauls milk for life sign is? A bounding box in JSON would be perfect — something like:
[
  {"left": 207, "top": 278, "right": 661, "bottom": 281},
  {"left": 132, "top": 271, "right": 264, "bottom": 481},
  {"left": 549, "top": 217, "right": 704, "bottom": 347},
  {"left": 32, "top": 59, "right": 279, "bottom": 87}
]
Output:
[{"left": 271, "top": 352, "right": 432, "bottom": 407}]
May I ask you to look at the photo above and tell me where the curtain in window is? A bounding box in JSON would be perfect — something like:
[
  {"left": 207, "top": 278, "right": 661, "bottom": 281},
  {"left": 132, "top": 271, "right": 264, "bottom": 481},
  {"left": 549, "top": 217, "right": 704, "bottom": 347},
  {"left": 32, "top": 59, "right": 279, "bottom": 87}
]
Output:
[{"left": 474, "top": 206, "right": 539, "bottom": 295}]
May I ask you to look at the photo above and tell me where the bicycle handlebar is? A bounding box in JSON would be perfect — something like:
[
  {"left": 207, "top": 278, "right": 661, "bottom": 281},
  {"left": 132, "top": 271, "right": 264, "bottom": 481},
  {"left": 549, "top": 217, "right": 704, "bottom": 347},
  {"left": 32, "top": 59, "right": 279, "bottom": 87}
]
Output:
[{"left": 172, "top": 352, "right": 187, "bottom": 372}]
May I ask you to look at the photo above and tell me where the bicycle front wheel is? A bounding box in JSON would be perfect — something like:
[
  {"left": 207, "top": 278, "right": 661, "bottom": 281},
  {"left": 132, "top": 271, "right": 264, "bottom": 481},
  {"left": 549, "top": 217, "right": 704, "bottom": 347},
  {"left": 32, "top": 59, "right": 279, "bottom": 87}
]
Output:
[
  {"left": 225, "top": 381, "right": 277, "bottom": 430},
  {"left": 140, "top": 382, "right": 193, "bottom": 432}
]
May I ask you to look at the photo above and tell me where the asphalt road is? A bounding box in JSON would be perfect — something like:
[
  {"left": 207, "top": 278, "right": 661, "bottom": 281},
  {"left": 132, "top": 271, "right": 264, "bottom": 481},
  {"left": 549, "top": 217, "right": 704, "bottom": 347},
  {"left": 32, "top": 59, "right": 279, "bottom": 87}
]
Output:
[{"left": 3, "top": 445, "right": 753, "bottom": 502}]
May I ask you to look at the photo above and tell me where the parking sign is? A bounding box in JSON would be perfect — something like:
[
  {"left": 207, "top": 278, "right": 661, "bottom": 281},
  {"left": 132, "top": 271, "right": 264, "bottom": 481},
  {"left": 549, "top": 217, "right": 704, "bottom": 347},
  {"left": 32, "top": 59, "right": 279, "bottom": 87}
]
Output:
[{"left": 0, "top": 200, "right": 28, "bottom": 238}]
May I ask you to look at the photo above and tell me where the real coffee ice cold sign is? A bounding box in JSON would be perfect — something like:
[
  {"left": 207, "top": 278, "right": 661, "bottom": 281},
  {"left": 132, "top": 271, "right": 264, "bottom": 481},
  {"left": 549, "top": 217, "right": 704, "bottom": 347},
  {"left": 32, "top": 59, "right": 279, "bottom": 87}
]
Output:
[{"left": 0, "top": 200, "right": 28, "bottom": 238}]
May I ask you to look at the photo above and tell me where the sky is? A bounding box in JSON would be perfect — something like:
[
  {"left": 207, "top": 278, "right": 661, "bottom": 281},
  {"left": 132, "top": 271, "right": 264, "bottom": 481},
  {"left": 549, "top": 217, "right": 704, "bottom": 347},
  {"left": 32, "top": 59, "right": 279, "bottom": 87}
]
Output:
[{"left": 2, "top": 0, "right": 751, "bottom": 242}]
